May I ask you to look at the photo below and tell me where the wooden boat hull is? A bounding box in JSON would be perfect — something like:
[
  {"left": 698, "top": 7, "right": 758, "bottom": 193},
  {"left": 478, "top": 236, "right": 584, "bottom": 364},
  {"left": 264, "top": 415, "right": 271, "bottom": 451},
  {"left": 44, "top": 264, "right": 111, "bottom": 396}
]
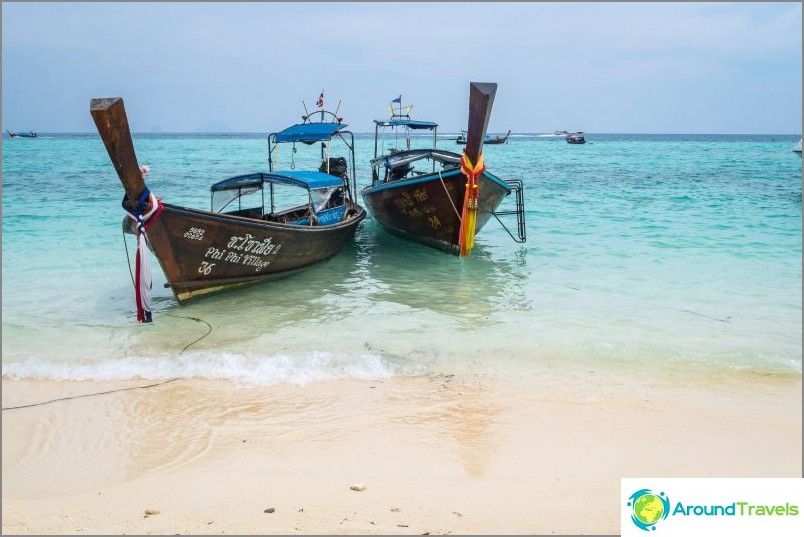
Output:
[
  {"left": 456, "top": 131, "right": 509, "bottom": 145},
  {"left": 138, "top": 201, "right": 365, "bottom": 303},
  {"left": 361, "top": 169, "right": 510, "bottom": 255},
  {"left": 484, "top": 137, "right": 507, "bottom": 145},
  {"left": 6, "top": 131, "right": 37, "bottom": 138},
  {"left": 456, "top": 137, "right": 507, "bottom": 145}
]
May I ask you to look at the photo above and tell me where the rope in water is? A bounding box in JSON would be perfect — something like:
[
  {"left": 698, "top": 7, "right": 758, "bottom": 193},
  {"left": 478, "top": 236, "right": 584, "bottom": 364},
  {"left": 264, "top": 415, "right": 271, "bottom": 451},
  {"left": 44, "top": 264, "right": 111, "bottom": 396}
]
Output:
[
  {"left": 1, "top": 379, "right": 181, "bottom": 411},
  {"left": 436, "top": 171, "right": 730, "bottom": 322},
  {"left": 437, "top": 170, "right": 526, "bottom": 280},
  {"left": 1, "top": 237, "right": 214, "bottom": 412}
]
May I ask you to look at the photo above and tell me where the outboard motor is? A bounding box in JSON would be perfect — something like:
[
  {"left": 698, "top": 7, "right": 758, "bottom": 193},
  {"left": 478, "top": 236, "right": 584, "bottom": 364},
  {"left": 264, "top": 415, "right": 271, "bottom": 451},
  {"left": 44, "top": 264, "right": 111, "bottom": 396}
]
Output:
[{"left": 320, "top": 157, "right": 348, "bottom": 179}]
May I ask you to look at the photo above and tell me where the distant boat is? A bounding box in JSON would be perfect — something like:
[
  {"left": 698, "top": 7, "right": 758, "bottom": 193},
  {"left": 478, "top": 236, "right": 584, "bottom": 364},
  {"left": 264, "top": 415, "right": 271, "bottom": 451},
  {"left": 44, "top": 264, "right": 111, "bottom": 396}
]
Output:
[
  {"left": 361, "top": 83, "right": 526, "bottom": 256},
  {"left": 6, "top": 130, "right": 38, "bottom": 138},
  {"left": 566, "top": 132, "right": 586, "bottom": 144},
  {"left": 90, "top": 97, "right": 365, "bottom": 320},
  {"left": 456, "top": 129, "right": 511, "bottom": 145},
  {"left": 794, "top": 139, "right": 802, "bottom": 155}
]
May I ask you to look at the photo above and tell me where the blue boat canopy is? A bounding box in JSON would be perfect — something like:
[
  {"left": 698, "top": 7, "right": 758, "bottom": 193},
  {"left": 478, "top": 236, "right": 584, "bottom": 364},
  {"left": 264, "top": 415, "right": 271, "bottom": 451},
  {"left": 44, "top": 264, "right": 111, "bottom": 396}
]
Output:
[
  {"left": 374, "top": 119, "right": 438, "bottom": 130},
  {"left": 273, "top": 122, "right": 347, "bottom": 143},
  {"left": 211, "top": 171, "right": 345, "bottom": 193}
]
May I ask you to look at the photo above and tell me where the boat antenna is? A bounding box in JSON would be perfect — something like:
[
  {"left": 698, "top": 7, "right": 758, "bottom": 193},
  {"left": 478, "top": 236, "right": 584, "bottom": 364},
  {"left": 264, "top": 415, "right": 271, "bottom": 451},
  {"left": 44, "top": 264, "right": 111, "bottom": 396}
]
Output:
[
  {"left": 334, "top": 99, "right": 342, "bottom": 120},
  {"left": 302, "top": 100, "right": 310, "bottom": 122}
]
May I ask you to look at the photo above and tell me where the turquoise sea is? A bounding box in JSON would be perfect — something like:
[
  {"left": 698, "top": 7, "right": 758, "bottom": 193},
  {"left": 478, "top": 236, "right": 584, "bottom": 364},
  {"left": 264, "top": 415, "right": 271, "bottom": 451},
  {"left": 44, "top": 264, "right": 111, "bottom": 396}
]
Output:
[{"left": 2, "top": 133, "right": 802, "bottom": 384}]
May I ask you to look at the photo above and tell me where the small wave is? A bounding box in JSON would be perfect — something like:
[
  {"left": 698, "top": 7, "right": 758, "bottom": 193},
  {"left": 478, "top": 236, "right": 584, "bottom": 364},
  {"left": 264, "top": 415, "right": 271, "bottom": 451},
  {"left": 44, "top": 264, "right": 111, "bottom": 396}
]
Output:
[{"left": 2, "top": 351, "right": 406, "bottom": 385}]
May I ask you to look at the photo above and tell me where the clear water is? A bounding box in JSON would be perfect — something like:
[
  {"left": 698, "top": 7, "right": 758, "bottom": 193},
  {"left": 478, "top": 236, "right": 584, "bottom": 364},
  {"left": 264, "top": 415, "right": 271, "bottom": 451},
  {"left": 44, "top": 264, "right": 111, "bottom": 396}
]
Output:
[{"left": 2, "top": 132, "right": 801, "bottom": 383}]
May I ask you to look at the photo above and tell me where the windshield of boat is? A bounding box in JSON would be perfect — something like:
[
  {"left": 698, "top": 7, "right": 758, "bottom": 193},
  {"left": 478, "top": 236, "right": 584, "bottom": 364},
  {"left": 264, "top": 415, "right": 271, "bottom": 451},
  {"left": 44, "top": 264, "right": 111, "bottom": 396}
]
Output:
[
  {"left": 370, "top": 149, "right": 461, "bottom": 181},
  {"left": 373, "top": 149, "right": 461, "bottom": 170},
  {"left": 212, "top": 180, "right": 312, "bottom": 215},
  {"left": 310, "top": 186, "right": 344, "bottom": 213}
]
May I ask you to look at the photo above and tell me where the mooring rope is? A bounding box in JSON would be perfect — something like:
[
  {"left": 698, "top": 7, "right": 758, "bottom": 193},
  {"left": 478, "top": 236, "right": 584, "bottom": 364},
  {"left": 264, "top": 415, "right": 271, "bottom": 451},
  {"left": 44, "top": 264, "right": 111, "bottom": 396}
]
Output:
[
  {"left": 2, "top": 278, "right": 214, "bottom": 412},
  {"left": 1, "top": 378, "right": 181, "bottom": 411},
  {"left": 165, "top": 314, "right": 214, "bottom": 352},
  {"left": 436, "top": 171, "right": 732, "bottom": 321},
  {"left": 437, "top": 170, "right": 526, "bottom": 280}
]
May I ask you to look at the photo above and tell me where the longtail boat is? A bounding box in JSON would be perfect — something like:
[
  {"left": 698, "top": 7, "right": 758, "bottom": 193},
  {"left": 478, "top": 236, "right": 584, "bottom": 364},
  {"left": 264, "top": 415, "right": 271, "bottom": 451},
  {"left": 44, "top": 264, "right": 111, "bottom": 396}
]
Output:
[
  {"left": 6, "top": 130, "right": 38, "bottom": 138},
  {"left": 456, "top": 129, "right": 511, "bottom": 145},
  {"left": 361, "top": 83, "right": 525, "bottom": 256},
  {"left": 90, "top": 97, "right": 365, "bottom": 322}
]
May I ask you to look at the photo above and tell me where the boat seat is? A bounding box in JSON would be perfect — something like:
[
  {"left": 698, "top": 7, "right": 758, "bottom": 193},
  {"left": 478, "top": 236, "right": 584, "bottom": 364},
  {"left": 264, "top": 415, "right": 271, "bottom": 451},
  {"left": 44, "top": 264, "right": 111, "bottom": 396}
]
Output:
[{"left": 315, "top": 206, "right": 346, "bottom": 226}]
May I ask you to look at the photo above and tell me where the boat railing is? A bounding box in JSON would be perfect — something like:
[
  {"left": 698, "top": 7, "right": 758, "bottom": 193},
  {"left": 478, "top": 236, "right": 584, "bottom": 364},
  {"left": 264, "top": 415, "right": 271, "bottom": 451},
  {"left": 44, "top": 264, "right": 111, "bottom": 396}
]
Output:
[{"left": 491, "top": 178, "right": 527, "bottom": 243}]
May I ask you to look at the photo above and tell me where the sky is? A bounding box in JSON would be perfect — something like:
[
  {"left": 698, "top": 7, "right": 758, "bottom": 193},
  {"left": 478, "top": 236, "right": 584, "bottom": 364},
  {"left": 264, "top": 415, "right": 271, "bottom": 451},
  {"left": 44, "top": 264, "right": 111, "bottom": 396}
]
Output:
[{"left": 1, "top": 2, "right": 802, "bottom": 134}]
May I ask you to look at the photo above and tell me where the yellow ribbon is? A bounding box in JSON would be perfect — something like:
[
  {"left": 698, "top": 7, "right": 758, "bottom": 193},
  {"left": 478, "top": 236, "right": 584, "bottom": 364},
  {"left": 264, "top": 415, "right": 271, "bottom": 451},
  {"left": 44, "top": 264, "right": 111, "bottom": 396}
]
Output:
[{"left": 458, "top": 152, "right": 486, "bottom": 256}]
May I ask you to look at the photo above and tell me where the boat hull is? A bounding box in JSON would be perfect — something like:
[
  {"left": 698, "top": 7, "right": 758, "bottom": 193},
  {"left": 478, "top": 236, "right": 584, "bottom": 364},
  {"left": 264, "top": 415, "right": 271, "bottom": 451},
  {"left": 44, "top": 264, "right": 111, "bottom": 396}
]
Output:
[
  {"left": 484, "top": 137, "right": 507, "bottom": 145},
  {"left": 140, "top": 201, "right": 365, "bottom": 303},
  {"left": 456, "top": 134, "right": 509, "bottom": 145},
  {"left": 361, "top": 169, "right": 510, "bottom": 255}
]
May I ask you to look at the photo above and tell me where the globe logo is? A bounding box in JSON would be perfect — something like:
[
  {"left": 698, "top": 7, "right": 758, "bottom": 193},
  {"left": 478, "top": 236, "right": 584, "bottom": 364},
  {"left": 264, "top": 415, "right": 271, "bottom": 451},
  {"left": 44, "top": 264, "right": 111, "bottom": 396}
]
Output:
[{"left": 627, "top": 489, "right": 670, "bottom": 531}]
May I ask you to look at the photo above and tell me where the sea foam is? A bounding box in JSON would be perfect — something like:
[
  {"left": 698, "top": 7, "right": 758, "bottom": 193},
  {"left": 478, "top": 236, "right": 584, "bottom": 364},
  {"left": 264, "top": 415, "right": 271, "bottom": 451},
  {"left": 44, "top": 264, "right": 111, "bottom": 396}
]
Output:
[{"left": 2, "top": 351, "right": 407, "bottom": 385}]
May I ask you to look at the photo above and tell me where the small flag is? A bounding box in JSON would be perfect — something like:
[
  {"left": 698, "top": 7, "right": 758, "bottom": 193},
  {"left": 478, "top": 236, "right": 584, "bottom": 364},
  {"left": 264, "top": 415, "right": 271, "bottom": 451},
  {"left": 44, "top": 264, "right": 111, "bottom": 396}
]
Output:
[
  {"left": 404, "top": 105, "right": 413, "bottom": 116},
  {"left": 388, "top": 104, "right": 394, "bottom": 117},
  {"left": 391, "top": 94, "right": 401, "bottom": 104},
  {"left": 316, "top": 91, "right": 324, "bottom": 108}
]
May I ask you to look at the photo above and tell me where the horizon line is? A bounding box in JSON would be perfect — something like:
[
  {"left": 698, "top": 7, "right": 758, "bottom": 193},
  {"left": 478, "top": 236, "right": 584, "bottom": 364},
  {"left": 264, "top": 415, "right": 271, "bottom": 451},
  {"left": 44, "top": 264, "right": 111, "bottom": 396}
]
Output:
[{"left": 4, "top": 131, "right": 802, "bottom": 136}]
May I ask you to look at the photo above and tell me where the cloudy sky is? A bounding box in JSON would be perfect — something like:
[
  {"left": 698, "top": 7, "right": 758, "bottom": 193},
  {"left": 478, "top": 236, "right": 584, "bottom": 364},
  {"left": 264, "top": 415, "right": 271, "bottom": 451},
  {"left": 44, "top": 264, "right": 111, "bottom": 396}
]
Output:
[{"left": 2, "top": 2, "right": 801, "bottom": 133}]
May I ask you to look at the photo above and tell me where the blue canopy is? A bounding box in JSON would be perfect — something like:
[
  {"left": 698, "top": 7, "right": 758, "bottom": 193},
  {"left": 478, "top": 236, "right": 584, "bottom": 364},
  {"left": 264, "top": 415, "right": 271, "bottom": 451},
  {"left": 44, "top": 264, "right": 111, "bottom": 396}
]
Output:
[
  {"left": 211, "top": 171, "right": 344, "bottom": 192},
  {"left": 374, "top": 119, "right": 438, "bottom": 130},
  {"left": 273, "top": 122, "right": 347, "bottom": 143}
]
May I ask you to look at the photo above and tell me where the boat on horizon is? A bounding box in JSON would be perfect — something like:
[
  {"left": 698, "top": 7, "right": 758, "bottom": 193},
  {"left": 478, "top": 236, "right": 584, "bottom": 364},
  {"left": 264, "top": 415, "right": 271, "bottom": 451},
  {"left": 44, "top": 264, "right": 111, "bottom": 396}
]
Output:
[
  {"left": 90, "top": 97, "right": 365, "bottom": 322},
  {"left": 360, "top": 83, "right": 525, "bottom": 256},
  {"left": 6, "top": 130, "right": 38, "bottom": 138},
  {"left": 794, "top": 138, "right": 802, "bottom": 155},
  {"left": 456, "top": 129, "right": 511, "bottom": 145},
  {"left": 535, "top": 131, "right": 568, "bottom": 138},
  {"left": 566, "top": 131, "right": 586, "bottom": 144}
]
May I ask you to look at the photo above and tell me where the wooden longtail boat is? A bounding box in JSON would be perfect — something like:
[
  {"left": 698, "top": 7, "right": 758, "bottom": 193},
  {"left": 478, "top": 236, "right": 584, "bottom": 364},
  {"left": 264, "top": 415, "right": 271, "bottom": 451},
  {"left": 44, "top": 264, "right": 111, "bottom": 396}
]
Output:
[
  {"left": 361, "top": 83, "right": 525, "bottom": 256},
  {"left": 6, "top": 130, "right": 38, "bottom": 138},
  {"left": 90, "top": 97, "right": 365, "bottom": 320},
  {"left": 456, "top": 129, "right": 511, "bottom": 145}
]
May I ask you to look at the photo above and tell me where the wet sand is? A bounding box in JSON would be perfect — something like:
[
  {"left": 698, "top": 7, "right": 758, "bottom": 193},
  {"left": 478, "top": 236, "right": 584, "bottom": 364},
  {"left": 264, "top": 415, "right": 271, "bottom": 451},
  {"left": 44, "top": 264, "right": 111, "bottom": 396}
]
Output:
[{"left": 2, "top": 367, "right": 801, "bottom": 535}]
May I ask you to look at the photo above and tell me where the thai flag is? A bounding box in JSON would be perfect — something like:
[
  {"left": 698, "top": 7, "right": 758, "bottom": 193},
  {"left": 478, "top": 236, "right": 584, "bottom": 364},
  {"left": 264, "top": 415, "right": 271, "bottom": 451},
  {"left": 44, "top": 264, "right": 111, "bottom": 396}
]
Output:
[
  {"left": 391, "top": 95, "right": 402, "bottom": 104},
  {"left": 316, "top": 92, "right": 324, "bottom": 108}
]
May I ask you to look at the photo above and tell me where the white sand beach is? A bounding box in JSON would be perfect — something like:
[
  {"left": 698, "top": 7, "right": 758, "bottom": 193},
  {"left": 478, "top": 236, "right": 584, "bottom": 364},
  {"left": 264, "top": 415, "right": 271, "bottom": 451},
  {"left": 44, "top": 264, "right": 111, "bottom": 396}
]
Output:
[{"left": 2, "top": 366, "right": 800, "bottom": 535}]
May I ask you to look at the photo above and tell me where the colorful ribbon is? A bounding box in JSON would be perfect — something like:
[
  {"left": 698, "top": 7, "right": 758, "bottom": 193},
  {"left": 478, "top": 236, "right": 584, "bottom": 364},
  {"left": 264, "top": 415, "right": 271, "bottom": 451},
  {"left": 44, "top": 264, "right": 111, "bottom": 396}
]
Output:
[
  {"left": 122, "top": 168, "right": 163, "bottom": 323},
  {"left": 458, "top": 152, "right": 485, "bottom": 256}
]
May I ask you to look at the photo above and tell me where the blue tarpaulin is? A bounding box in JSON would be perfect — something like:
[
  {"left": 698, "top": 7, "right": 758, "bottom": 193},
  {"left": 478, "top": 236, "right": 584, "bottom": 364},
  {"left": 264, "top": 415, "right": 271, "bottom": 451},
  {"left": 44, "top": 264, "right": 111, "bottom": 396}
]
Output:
[
  {"left": 373, "top": 119, "right": 438, "bottom": 130},
  {"left": 273, "top": 122, "right": 347, "bottom": 143}
]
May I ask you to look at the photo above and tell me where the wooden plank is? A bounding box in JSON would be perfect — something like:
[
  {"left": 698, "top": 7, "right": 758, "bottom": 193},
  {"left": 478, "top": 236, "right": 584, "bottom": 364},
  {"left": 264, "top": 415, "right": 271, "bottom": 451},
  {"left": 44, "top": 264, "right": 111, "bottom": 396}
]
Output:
[
  {"left": 89, "top": 97, "right": 145, "bottom": 207},
  {"left": 464, "top": 82, "right": 497, "bottom": 164}
]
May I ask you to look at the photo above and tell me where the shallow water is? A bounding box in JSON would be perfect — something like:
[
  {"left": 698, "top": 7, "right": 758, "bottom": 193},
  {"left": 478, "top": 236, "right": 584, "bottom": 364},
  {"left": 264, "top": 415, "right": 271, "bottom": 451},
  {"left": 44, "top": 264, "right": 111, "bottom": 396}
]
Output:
[{"left": 2, "top": 132, "right": 801, "bottom": 382}]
